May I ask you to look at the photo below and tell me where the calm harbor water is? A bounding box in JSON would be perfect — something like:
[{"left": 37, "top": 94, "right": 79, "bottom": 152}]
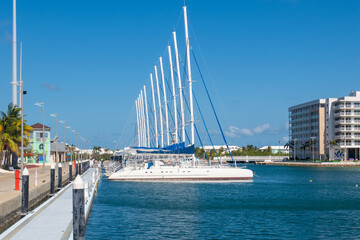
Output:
[{"left": 86, "top": 165, "right": 360, "bottom": 239}]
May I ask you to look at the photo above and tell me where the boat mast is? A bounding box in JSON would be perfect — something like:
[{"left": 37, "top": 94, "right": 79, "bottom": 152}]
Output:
[
  {"left": 168, "top": 45, "right": 178, "bottom": 144},
  {"left": 135, "top": 98, "right": 140, "bottom": 147},
  {"left": 173, "top": 31, "right": 185, "bottom": 143},
  {"left": 159, "top": 57, "right": 170, "bottom": 146},
  {"left": 150, "top": 73, "right": 158, "bottom": 147},
  {"left": 183, "top": 6, "right": 194, "bottom": 146},
  {"left": 154, "top": 65, "right": 164, "bottom": 147},
  {"left": 138, "top": 94, "right": 143, "bottom": 146},
  {"left": 140, "top": 90, "right": 146, "bottom": 146},
  {"left": 143, "top": 85, "right": 150, "bottom": 147}
]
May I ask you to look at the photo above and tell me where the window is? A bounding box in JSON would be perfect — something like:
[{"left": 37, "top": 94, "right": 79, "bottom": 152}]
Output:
[{"left": 39, "top": 143, "right": 44, "bottom": 150}]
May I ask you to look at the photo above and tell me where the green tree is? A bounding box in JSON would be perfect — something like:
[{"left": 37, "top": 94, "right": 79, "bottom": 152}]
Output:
[{"left": 0, "top": 104, "right": 32, "bottom": 169}]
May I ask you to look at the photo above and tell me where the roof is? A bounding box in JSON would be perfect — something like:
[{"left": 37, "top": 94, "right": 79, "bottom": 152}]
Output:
[{"left": 31, "top": 123, "right": 51, "bottom": 131}]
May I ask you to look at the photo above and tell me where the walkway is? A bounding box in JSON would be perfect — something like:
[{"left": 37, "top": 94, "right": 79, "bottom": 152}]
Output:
[{"left": 0, "top": 167, "right": 99, "bottom": 240}]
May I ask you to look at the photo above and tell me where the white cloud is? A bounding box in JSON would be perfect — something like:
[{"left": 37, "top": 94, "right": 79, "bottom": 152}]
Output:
[
  {"left": 253, "top": 124, "right": 270, "bottom": 134},
  {"left": 240, "top": 128, "right": 254, "bottom": 136},
  {"left": 225, "top": 123, "right": 271, "bottom": 138},
  {"left": 283, "top": 136, "right": 289, "bottom": 142}
]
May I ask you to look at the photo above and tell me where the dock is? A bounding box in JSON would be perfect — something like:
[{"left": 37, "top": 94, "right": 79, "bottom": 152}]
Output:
[{"left": 0, "top": 166, "right": 101, "bottom": 240}]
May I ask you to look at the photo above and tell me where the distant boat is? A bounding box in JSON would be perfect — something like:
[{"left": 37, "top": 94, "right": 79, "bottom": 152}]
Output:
[{"left": 108, "top": 4, "right": 253, "bottom": 182}]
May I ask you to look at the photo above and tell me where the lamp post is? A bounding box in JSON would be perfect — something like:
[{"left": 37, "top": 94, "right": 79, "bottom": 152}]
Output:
[
  {"left": 19, "top": 42, "right": 27, "bottom": 174},
  {"left": 50, "top": 114, "right": 58, "bottom": 166},
  {"left": 35, "top": 102, "right": 45, "bottom": 173},
  {"left": 67, "top": 126, "right": 72, "bottom": 162},
  {"left": 310, "top": 137, "right": 316, "bottom": 162},
  {"left": 59, "top": 120, "right": 66, "bottom": 162}
]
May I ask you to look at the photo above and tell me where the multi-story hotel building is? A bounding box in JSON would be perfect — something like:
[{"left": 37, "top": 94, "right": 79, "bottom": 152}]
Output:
[{"left": 289, "top": 91, "right": 360, "bottom": 160}]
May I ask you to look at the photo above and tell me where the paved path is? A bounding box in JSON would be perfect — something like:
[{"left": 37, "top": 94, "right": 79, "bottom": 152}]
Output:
[
  {"left": 0, "top": 163, "right": 74, "bottom": 208},
  {"left": 0, "top": 168, "right": 98, "bottom": 240}
]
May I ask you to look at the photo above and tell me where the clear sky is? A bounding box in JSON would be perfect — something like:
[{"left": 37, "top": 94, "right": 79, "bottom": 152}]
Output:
[{"left": 0, "top": 0, "right": 359, "bottom": 150}]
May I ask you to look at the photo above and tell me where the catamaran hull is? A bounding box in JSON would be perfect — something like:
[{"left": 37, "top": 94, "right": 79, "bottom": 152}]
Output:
[{"left": 108, "top": 167, "right": 253, "bottom": 182}]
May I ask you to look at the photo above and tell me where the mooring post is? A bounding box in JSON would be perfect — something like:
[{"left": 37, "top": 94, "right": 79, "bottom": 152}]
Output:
[
  {"left": 21, "top": 167, "right": 29, "bottom": 214},
  {"left": 69, "top": 161, "right": 73, "bottom": 181},
  {"left": 84, "top": 181, "right": 89, "bottom": 204},
  {"left": 50, "top": 163, "right": 55, "bottom": 195},
  {"left": 58, "top": 163, "right": 62, "bottom": 189},
  {"left": 73, "top": 175, "right": 85, "bottom": 240}
]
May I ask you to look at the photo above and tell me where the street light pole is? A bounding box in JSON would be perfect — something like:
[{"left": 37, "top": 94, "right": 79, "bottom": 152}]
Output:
[
  {"left": 59, "top": 120, "right": 66, "bottom": 162},
  {"left": 19, "top": 42, "right": 24, "bottom": 174},
  {"left": 35, "top": 102, "right": 45, "bottom": 173},
  {"left": 67, "top": 126, "right": 72, "bottom": 162},
  {"left": 50, "top": 114, "right": 58, "bottom": 166}
]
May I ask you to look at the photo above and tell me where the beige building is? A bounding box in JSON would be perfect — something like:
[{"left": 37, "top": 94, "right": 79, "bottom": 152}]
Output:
[{"left": 289, "top": 91, "right": 360, "bottom": 160}]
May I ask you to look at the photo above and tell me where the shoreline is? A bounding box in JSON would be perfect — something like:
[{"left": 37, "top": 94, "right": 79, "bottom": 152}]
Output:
[{"left": 256, "top": 161, "right": 360, "bottom": 167}]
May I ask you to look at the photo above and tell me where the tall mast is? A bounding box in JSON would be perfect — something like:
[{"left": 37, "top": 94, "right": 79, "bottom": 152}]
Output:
[
  {"left": 143, "top": 85, "right": 150, "bottom": 147},
  {"left": 168, "top": 45, "right": 178, "bottom": 144},
  {"left": 140, "top": 90, "right": 146, "bottom": 146},
  {"left": 135, "top": 98, "right": 140, "bottom": 147},
  {"left": 159, "top": 57, "right": 170, "bottom": 146},
  {"left": 12, "top": 0, "right": 17, "bottom": 106},
  {"left": 155, "top": 66, "right": 164, "bottom": 147},
  {"left": 150, "top": 74, "right": 158, "bottom": 147},
  {"left": 173, "top": 31, "right": 185, "bottom": 143},
  {"left": 183, "top": 6, "right": 194, "bottom": 145}
]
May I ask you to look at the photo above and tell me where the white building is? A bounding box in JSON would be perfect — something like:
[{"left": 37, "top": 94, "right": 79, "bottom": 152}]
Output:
[
  {"left": 202, "top": 145, "right": 240, "bottom": 152},
  {"left": 259, "top": 146, "right": 289, "bottom": 154},
  {"left": 289, "top": 91, "right": 360, "bottom": 160}
]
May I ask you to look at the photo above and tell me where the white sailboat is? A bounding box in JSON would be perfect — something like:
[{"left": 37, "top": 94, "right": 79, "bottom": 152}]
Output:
[{"left": 109, "top": 5, "right": 253, "bottom": 182}]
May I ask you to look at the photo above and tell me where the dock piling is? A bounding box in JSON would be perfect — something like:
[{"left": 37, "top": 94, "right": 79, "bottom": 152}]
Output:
[
  {"left": 69, "top": 161, "right": 73, "bottom": 181},
  {"left": 21, "top": 167, "right": 29, "bottom": 214},
  {"left": 58, "top": 163, "right": 62, "bottom": 189},
  {"left": 50, "top": 163, "right": 55, "bottom": 195},
  {"left": 73, "top": 175, "right": 85, "bottom": 240}
]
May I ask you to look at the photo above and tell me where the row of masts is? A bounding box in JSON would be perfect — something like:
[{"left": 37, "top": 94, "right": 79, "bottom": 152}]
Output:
[{"left": 135, "top": 6, "right": 193, "bottom": 149}]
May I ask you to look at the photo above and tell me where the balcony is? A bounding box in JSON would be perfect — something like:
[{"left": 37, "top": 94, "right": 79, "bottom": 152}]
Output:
[
  {"left": 334, "top": 127, "right": 360, "bottom": 132},
  {"left": 334, "top": 135, "right": 360, "bottom": 140}
]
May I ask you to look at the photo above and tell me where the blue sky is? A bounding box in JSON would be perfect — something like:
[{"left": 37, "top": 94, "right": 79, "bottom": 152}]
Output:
[{"left": 0, "top": 0, "right": 359, "bottom": 150}]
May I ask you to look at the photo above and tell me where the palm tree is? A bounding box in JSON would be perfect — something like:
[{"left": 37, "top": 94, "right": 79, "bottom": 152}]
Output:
[{"left": 0, "top": 104, "right": 32, "bottom": 169}]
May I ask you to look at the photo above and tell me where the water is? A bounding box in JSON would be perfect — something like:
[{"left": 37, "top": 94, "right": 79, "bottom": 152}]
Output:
[{"left": 86, "top": 165, "right": 360, "bottom": 239}]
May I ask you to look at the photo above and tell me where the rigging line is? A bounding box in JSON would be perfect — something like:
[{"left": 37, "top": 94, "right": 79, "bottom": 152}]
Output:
[
  {"left": 191, "top": 48, "right": 236, "bottom": 166},
  {"left": 194, "top": 122, "right": 210, "bottom": 164},
  {"left": 180, "top": 47, "right": 220, "bottom": 163},
  {"left": 193, "top": 90, "right": 221, "bottom": 164}
]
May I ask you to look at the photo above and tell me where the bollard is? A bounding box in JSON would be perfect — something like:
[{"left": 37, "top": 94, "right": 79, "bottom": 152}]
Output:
[
  {"left": 15, "top": 169, "right": 20, "bottom": 191},
  {"left": 73, "top": 175, "right": 85, "bottom": 240},
  {"left": 69, "top": 161, "right": 73, "bottom": 181},
  {"left": 92, "top": 172, "right": 95, "bottom": 185},
  {"left": 75, "top": 161, "right": 78, "bottom": 176},
  {"left": 21, "top": 168, "right": 29, "bottom": 213},
  {"left": 50, "top": 163, "right": 55, "bottom": 195},
  {"left": 35, "top": 169, "right": 38, "bottom": 186},
  {"left": 58, "top": 163, "right": 62, "bottom": 189}
]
